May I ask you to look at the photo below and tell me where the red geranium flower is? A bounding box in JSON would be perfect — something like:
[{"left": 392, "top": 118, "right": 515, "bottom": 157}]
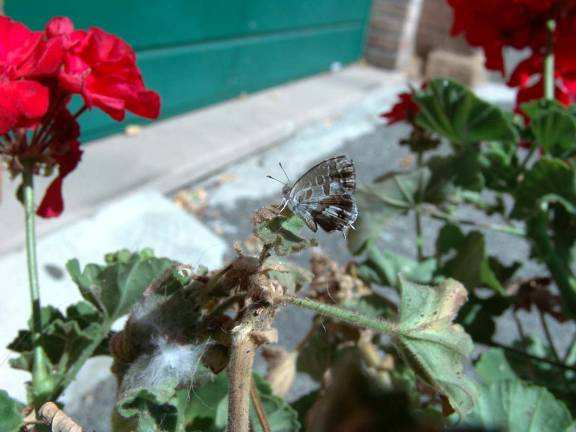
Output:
[
  {"left": 381, "top": 91, "right": 420, "bottom": 125},
  {"left": 447, "top": 0, "right": 576, "bottom": 109},
  {"left": 0, "top": 16, "right": 63, "bottom": 134},
  {"left": 0, "top": 15, "right": 160, "bottom": 218},
  {"left": 45, "top": 17, "right": 160, "bottom": 121}
]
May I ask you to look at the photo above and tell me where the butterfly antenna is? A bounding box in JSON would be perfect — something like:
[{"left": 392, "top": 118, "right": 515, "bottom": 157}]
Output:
[
  {"left": 266, "top": 175, "right": 286, "bottom": 185},
  {"left": 278, "top": 162, "right": 291, "bottom": 183}
]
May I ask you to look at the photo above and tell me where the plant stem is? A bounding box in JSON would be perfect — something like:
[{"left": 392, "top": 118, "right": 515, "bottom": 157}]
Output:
[
  {"left": 284, "top": 296, "right": 396, "bottom": 335},
  {"left": 519, "top": 144, "right": 537, "bottom": 172},
  {"left": 538, "top": 309, "right": 562, "bottom": 363},
  {"left": 227, "top": 328, "right": 256, "bottom": 432},
  {"left": 414, "top": 153, "right": 424, "bottom": 261},
  {"left": 486, "top": 341, "right": 576, "bottom": 373},
  {"left": 22, "top": 165, "right": 52, "bottom": 405},
  {"left": 544, "top": 19, "right": 556, "bottom": 101},
  {"left": 423, "top": 206, "right": 525, "bottom": 237}
]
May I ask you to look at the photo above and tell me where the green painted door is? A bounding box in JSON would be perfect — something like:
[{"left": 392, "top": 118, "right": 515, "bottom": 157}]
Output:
[{"left": 7, "top": 1, "right": 372, "bottom": 140}]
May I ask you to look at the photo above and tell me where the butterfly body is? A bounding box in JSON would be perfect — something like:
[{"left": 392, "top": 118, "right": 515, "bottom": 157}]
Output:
[{"left": 281, "top": 156, "right": 358, "bottom": 235}]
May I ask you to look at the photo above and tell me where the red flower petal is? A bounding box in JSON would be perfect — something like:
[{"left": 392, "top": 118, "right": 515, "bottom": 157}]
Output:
[
  {"left": 381, "top": 91, "right": 419, "bottom": 125},
  {"left": 45, "top": 16, "right": 75, "bottom": 38},
  {"left": 37, "top": 140, "right": 83, "bottom": 218},
  {"left": 56, "top": 26, "right": 160, "bottom": 121}
]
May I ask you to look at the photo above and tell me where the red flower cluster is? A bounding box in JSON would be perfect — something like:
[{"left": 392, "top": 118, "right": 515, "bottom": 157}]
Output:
[
  {"left": 448, "top": 0, "right": 576, "bottom": 108},
  {"left": 0, "top": 16, "right": 160, "bottom": 217},
  {"left": 381, "top": 91, "right": 420, "bottom": 125}
]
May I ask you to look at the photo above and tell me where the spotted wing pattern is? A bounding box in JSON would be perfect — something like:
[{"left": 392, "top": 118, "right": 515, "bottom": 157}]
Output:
[{"left": 283, "top": 156, "right": 358, "bottom": 234}]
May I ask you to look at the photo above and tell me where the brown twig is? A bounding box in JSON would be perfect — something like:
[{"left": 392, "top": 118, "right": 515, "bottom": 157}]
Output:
[
  {"left": 36, "top": 402, "right": 83, "bottom": 432},
  {"left": 227, "top": 324, "right": 257, "bottom": 432},
  {"left": 250, "top": 379, "right": 271, "bottom": 432}
]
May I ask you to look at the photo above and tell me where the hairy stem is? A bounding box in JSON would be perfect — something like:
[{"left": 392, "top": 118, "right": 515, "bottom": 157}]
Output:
[
  {"left": 544, "top": 19, "right": 556, "bottom": 101},
  {"left": 22, "top": 165, "right": 52, "bottom": 405},
  {"left": 284, "top": 296, "right": 396, "bottom": 335},
  {"left": 227, "top": 329, "right": 256, "bottom": 432}
]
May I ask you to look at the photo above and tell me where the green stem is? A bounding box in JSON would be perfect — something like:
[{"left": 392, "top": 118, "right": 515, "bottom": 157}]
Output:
[
  {"left": 487, "top": 341, "right": 576, "bottom": 373},
  {"left": 544, "top": 19, "right": 556, "bottom": 101},
  {"left": 22, "top": 166, "right": 52, "bottom": 405},
  {"left": 284, "top": 296, "right": 396, "bottom": 335},
  {"left": 519, "top": 144, "right": 537, "bottom": 172},
  {"left": 538, "top": 309, "right": 561, "bottom": 363},
  {"left": 414, "top": 153, "right": 424, "bottom": 261}
]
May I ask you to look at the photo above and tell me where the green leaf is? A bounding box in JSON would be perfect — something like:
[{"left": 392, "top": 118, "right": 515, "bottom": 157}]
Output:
[
  {"left": 66, "top": 249, "right": 174, "bottom": 321},
  {"left": 254, "top": 209, "right": 317, "bottom": 256},
  {"left": 457, "top": 295, "right": 509, "bottom": 345},
  {"left": 513, "top": 157, "right": 576, "bottom": 219},
  {"left": 356, "top": 242, "right": 436, "bottom": 288},
  {"left": 8, "top": 302, "right": 106, "bottom": 385},
  {"left": 437, "top": 226, "right": 509, "bottom": 294},
  {"left": 0, "top": 391, "right": 24, "bottom": 432},
  {"left": 415, "top": 78, "right": 518, "bottom": 144},
  {"left": 480, "top": 140, "right": 520, "bottom": 191},
  {"left": 464, "top": 381, "right": 574, "bottom": 432},
  {"left": 348, "top": 168, "right": 430, "bottom": 253},
  {"left": 475, "top": 349, "right": 518, "bottom": 383},
  {"left": 531, "top": 108, "right": 576, "bottom": 158},
  {"left": 296, "top": 327, "right": 338, "bottom": 382},
  {"left": 394, "top": 277, "right": 478, "bottom": 414}
]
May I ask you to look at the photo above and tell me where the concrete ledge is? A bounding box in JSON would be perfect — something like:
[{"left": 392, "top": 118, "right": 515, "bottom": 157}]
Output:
[{"left": 0, "top": 64, "right": 402, "bottom": 254}]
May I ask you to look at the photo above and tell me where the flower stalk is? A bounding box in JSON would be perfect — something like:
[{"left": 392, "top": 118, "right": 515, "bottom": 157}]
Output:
[
  {"left": 284, "top": 296, "right": 396, "bottom": 335},
  {"left": 544, "top": 19, "right": 556, "bottom": 101},
  {"left": 22, "top": 164, "right": 53, "bottom": 405}
]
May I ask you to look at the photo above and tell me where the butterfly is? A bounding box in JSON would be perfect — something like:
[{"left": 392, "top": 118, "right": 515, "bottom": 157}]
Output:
[{"left": 268, "top": 155, "right": 358, "bottom": 235}]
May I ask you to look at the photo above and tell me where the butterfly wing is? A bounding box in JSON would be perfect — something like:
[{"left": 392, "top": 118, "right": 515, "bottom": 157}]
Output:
[{"left": 286, "top": 156, "right": 357, "bottom": 234}]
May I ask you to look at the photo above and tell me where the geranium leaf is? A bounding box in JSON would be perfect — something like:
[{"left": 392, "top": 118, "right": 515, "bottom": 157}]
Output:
[
  {"left": 531, "top": 108, "right": 576, "bottom": 158},
  {"left": 415, "top": 78, "right": 518, "bottom": 144},
  {"left": 463, "top": 381, "right": 574, "bottom": 432},
  {"left": 513, "top": 157, "right": 576, "bottom": 219},
  {"left": 394, "top": 277, "right": 478, "bottom": 414},
  {"left": 0, "top": 390, "right": 23, "bottom": 432},
  {"left": 356, "top": 242, "right": 436, "bottom": 288},
  {"left": 348, "top": 168, "right": 430, "bottom": 253},
  {"left": 8, "top": 301, "right": 107, "bottom": 397},
  {"left": 475, "top": 349, "right": 518, "bottom": 383},
  {"left": 66, "top": 250, "right": 174, "bottom": 321},
  {"left": 437, "top": 225, "right": 511, "bottom": 294}
]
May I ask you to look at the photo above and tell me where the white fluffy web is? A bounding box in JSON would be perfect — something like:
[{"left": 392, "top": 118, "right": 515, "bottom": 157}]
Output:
[{"left": 120, "top": 336, "right": 211, "bottom": 396}]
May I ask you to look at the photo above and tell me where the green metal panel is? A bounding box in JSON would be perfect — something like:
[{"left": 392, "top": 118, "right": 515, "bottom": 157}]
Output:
[{"left": 7, "top": 1, "right": 372, "bottom": 140}]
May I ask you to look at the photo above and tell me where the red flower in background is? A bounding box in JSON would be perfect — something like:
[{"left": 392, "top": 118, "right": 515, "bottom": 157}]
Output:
[
  {"left": 0, "top": 15, "right": 160, "bottom": 218},
  {"left": 45, "top": 17, "right": 160, "bottom": 121},
  {"left": 447, "top": 0, "right": 576, "bottom": 109},
  {"left": 381, "top": 91, "right": 420, "bottom": 125}
]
